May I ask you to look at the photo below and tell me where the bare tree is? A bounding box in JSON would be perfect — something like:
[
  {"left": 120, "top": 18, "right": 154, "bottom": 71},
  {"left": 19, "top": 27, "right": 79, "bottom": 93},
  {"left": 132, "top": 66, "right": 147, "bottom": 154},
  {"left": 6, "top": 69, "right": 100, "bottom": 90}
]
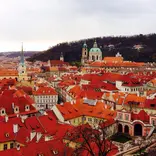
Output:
[
  {"left": 64, "top": 123, "right": 118, "bottom": 156},
  {"left": 148, "top": 146, "right": 156, "bottom": 156}
]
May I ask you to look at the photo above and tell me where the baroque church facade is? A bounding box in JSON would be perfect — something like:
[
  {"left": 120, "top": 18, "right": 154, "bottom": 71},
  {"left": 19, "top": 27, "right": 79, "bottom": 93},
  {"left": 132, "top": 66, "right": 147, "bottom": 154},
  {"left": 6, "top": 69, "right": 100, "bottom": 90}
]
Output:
[{"left": 81, "top": 41, "right": 102, "bottom": 64}]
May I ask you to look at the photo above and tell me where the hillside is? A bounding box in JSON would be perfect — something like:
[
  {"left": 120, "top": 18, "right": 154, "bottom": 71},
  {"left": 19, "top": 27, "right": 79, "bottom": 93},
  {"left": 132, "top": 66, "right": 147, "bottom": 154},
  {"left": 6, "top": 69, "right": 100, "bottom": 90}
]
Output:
[
  {"left": 28, "top": 34, "right": 156, "bottom": 63},
  {"left": 0, "top": 51, "right": 39, "bottom": 58}
]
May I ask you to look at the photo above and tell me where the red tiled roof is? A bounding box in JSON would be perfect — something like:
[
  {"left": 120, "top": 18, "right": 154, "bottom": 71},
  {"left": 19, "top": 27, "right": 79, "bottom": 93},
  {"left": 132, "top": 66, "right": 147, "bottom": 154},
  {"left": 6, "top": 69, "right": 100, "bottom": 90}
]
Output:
[
  {"left": 50, "top": 60, "right": 69, "bottom": 66},
  {"left": 0, "top": 89, "right": 36, "bottom": 116},
  {"left": 56, "top": 99, "right": 116, "bottom": 120},
  {"left": 33, "top": 87, "right": 58, "bottom": 95},
  {"left": 131, "top": 110, "right": 149, "bottom": 123}
]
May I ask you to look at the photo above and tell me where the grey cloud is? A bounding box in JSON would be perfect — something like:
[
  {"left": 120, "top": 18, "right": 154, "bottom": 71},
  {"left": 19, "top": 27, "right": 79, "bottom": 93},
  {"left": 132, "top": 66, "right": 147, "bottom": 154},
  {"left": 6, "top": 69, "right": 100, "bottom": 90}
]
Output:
[{"left": 0, "top": 0, "right": 155, "bottom": 51}]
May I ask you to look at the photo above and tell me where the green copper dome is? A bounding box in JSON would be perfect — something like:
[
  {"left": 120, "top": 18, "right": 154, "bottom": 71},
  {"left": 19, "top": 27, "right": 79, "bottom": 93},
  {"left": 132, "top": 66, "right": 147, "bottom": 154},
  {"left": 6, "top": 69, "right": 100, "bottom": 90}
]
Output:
[
  {"left": 89, "top": 41, "right": 102, "bottom": 53},
  {"left": 89, "top": 47, "right": 102, "bottom": 53},
  {"left": 83, "top": 42, "right": 87, "bottom": 48}
]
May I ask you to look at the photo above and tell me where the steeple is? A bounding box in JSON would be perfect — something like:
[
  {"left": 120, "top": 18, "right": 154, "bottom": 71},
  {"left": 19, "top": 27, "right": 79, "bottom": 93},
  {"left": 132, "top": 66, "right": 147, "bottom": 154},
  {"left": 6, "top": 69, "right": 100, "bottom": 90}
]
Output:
[
  {"left": 20, "top": 42, "right": 24, "bottom": 64},
  {"left": 18, "top": 42, "right": 28, "bottom": 81},
  {"left": 60, "top": 52, "right": 64, "bottom": 61},
  {"left": 93, "top": 40, "right": 98, "bottom": 48},
  {"left": 83, "top": 41, "right": 87, "bottom": 48}
]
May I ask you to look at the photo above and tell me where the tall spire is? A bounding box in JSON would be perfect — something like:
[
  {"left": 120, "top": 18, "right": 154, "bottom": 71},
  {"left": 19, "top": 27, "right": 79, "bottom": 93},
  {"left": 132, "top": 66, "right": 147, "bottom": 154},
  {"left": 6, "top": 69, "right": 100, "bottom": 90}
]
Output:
[
  {"left": 21, "top": 42, "right": 24, "bottom": 64},
  {"left": 93, "top": 40, "right": 98, "bottom": 48}
]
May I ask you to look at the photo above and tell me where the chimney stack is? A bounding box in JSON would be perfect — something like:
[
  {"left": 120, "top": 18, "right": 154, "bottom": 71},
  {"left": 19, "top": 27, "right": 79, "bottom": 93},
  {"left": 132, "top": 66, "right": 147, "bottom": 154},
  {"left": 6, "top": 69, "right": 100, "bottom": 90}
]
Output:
[
  {"left": 13, "top": 124, "right": 18, "bottom": 134},
  {"left": 12, "top": 103, "right": 14, "bottom": 109},
  {"left": 5, "top": 116, "right": 9, "bottom": 122}
]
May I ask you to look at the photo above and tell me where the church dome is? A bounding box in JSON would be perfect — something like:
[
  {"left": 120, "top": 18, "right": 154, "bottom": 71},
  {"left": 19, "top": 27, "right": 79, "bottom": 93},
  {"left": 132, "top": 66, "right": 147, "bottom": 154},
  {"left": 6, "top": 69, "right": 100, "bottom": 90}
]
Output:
[
  {"left": 89, "top": 47, "right": 102, "bottom": 52},
  {"left": 89, "top": 41, "right": 102, "bottom": 53}
]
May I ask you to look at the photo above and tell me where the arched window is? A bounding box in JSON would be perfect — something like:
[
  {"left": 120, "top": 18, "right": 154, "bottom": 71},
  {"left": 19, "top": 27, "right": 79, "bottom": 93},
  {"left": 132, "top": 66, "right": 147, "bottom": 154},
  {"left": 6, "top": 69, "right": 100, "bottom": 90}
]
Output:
[
  {"left": 134, "top": 124, "right": 142, "bottom": 136},
  {"left": 124, "top": 125, "right": 129, "bottom": 134},
  {"left": 92, "top": 55, "right": 95, "bottom": 61},
  {"left": 118, "top": 124, "right": 122, "bottom": 133}
]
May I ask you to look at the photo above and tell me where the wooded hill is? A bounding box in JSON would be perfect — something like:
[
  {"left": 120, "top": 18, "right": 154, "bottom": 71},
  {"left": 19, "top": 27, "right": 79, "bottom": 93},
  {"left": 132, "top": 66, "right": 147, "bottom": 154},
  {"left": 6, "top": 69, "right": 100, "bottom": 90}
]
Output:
[{"left": 28, "top": 34, "right": 156, "bottom": 63}]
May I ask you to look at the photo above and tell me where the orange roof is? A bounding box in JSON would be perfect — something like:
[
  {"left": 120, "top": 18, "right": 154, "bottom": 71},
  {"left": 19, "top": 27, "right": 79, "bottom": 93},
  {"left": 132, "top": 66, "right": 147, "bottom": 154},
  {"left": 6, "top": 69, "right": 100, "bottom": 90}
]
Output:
[
  {"left": 33, "top": 87, "right": 58, "bottom": 95},
  {"left": 0, "top": 69, "right": 18, "bottom": 76},
  {"left": 49, "top": 67, "right": 58, "bottom": 71},
  {"left": 112, "top": 92, "right": 146, "bottom": 105},
  {"left": 103, "top": 57, "right": 123, "bottom": 62},
  {"left": 150, "top": 78, "right": 156, "bottom": 86},
  {"left": 90, "top": 61, "right": 144, "bottom": 67},
  {"left": 56, "top": 99, "right": 116, "bottom": 120}
]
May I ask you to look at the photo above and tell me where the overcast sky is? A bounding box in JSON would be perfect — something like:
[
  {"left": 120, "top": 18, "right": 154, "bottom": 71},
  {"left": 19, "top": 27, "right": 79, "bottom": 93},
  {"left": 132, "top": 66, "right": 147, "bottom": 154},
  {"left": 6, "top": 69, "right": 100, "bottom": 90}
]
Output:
[{"left": 0, "top": 0, "right": 155, "bottom": 51}]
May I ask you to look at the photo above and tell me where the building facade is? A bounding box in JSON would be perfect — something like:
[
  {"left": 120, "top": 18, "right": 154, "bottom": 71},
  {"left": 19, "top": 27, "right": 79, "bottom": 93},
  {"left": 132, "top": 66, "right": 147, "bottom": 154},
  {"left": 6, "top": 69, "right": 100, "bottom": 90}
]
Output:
[
  {"left": 33, "top": 87, "right": 58, "bottom": 110},
  {"left": 81, "top": 41, "right": 102, "bottom": 64}
]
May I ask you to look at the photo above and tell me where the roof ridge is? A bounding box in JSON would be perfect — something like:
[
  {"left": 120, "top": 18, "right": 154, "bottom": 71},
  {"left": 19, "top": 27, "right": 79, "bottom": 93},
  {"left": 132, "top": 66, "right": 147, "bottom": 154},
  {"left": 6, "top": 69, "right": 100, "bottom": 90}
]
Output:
[{"left": 36, "top": 116, "right": 47, "bottom": 133}]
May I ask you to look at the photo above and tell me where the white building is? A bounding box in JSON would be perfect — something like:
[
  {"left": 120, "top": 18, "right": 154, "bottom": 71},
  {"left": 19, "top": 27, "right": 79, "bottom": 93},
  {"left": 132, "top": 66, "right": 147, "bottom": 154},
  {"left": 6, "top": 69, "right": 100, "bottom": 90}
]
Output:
[{"left": 33, "top": 87, "right": 58, "bottom": 110}]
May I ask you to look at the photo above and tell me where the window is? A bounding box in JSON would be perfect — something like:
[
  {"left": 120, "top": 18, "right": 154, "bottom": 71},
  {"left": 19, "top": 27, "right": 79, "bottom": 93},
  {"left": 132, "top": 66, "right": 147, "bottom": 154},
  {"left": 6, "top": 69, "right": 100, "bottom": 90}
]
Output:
[
  {"left": 118, "top": 113, "right": 122, "bottom": 120},
  {"left": 88, "top": 118, "right": 92, "bottom": 122},
  {"left": 5, "top": 133, "right": 9, "bottom": 138},
  {"left": 53, "top": 150, "right": 58, "bottom": 155},
  {"left": 152, "top": 119, "right": 156, "bottom": 125},
  {"left": 25, "top": 105, "right": 29, "bottom": 111},
  {"left": 3, "top": 144, "right": 7, "bottom": 150},
  {"left": 1, "top": 109, "right": 5, "bottom": 114},
  {"left": 125, "top": 114, "right": 129, "bottom": 121},
  {"left": 82, "top": 116, "right": 86, "bottom": 121},
  {"left": 150, "top": 104, "right": 155, "bottom": 108},
  {"left": 10, "top": 143, "right": 14, "bottom": 149},
  {"left": 94, "top": 118, "right": 98, "bottom": 123}
]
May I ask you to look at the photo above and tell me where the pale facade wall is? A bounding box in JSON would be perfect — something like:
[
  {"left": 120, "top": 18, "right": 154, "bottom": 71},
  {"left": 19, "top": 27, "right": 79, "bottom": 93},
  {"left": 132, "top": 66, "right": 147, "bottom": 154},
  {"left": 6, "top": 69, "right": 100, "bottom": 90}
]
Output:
[
  {"left": 89, "top": 51, "right": 102, "bottom": 61},
  {"left": 34, "top": 94, "right": 58, "bottom": 110}
]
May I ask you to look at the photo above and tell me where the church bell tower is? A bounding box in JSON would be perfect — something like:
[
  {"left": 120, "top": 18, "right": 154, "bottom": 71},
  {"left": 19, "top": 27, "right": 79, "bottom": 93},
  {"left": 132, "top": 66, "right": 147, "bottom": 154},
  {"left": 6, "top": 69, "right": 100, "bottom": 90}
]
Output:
[
  {"left": 81, "top": 42, "right": 88, "bottom": 64},
  {"left": 18, "top": 43, "right": 28, "bottom": 81}
]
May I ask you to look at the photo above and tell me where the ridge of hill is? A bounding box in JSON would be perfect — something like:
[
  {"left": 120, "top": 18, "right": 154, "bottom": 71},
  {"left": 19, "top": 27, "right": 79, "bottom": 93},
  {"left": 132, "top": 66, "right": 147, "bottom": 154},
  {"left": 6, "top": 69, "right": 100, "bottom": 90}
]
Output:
[
  {"left": 0, "top": 51, "right": 40, "bottom": 58},
  {"left": 28, "top": 34, "right": 156, "bottom": 63}
]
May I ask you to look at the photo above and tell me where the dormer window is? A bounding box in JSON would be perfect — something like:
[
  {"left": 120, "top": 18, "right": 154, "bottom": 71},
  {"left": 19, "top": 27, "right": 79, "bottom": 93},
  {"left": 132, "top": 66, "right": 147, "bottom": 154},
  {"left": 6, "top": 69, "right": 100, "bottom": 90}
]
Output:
[
  {"left": 53, "top": 150, "right": 58, "bottom": 155},
  {"left": 0, "top": 108, "right": 6, "bottom": 116},
  {"left": 5, "top": 133, "right": 9, "bottom": 138},
  {"left": 150, "top": 104, "right": 155, "bottom": 108},
  {"left": 14, "top": 106, "right": 19, "bottom": 113},
  {"left": 25, "top": 105, "right": 30, "bottom": 111},
  {"left": 37, "top": 154, "right": 44, "bottom": 156}
]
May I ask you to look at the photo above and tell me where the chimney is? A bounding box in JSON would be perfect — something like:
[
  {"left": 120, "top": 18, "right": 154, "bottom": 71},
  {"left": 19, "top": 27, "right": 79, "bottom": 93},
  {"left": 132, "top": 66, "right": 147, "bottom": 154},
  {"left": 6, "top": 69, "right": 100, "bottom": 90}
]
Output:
[
  {"left": 21, "top": 117, "right": 25, "bottom": 123},
  {"left": 13, "top": 124, "right": 18, "bottom": 134},
  {"left": 30, "top": 131, "right": 36, "bottom": 141},
  {"left": 12, "top": 103, "right": 14, "bottom": 109},
  {"left": 5, "top": 116, "right": 9, "bottom": 122},
  {"left": 36, "top": 132, "right": 42, "bottom": 142}
]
